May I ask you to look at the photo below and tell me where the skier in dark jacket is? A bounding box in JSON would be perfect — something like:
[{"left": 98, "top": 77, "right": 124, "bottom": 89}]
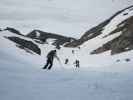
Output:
[
  {"left": 43, "top": 50, "right": 59, "bottom": 70},
  {"left": 65, "top": 58, "right": 69, "bottom": 64},
  {"left": 74, "top": 60, "right": 80, "bottom": 68}
]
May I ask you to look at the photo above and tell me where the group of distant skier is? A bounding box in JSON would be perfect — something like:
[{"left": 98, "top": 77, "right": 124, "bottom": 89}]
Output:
[{"left": 42, "top": 50, "right": 80, "bottom": 70}]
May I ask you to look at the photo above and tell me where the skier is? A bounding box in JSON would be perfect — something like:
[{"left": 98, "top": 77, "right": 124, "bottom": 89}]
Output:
[
  {"left": 72, "top": 50, "right": 74, "bottom": 54},
  {"left": 74, "top": 60, "right": 80, "bottom": 68},
  {"left": 65, "top": 58, "right": 69, "bottom": 64},
  {"left": 43, "top": 50, "right": 59, "bottom": 70}
]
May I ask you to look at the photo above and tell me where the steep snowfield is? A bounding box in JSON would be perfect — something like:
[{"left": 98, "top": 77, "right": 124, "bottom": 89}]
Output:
[
  {"left": 78, "top": 6, "right": 133, "bottom": 55},
  {"left": 101, "top": 6, "right": 133, "bottom": 37},
  {"left": 1, "top": 32, "right": 133, "bottom": 100}
]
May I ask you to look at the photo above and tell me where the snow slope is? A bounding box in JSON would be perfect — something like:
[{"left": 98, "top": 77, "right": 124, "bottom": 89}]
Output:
[
  {"left": 1, "top": 3, "right": 133, "bottom": 99},
  {"left": 1, "top": 32, "right": 133, "bottom": 100}
]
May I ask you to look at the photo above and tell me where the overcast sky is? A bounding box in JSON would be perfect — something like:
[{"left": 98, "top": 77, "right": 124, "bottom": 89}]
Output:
[{"left": 0, "top": 0, "right": 133, "bottom": 37}]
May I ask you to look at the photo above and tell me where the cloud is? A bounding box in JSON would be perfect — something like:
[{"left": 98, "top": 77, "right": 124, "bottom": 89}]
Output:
[
  {"left": 0, "top": 0, "right": 133, "bottom": 36},
  {"left": 0, "top": 0, "right": 132, "bottom": 21}
]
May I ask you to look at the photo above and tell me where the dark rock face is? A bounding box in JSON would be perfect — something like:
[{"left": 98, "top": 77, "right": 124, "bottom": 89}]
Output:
[
  {"left": 6, "top": 36, "right": 41, "bottom": 55},
  {"left": 111, "top": 16, "right": 133, "bottom": 54},
  {"left": 2, "top": 28, "right": 76, "bottom": 55},
  {"left": 91, "top": 16, "right": 133, "bottom": 55},
  {"left": 27, "top": 30, "right": 76, "bottom": 49}
]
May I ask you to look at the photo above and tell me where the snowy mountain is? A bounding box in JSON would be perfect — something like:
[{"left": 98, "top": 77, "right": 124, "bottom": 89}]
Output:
[
  {"left": 27, "top": 30, "right": 76, "bottom": 49},
  {"left": 65, "top": 5, "right": 133, "bottom": 55},
  {"left": 0, "top": 29, "right": 41, "bottom": 55},
  {"left": 0, "top": 27, "right": 76, "bottom": 55}
]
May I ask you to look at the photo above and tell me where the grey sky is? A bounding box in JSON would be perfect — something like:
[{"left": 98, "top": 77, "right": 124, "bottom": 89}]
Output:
[{"left": 0, "top": 0, "right": 133, "bottom": 37}]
